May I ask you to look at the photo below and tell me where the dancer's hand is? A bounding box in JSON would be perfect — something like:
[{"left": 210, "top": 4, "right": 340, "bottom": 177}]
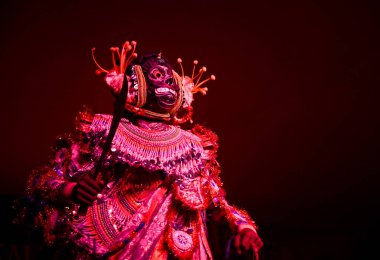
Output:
[
  {"left": 234, "top": 228, "right": 263, "bottom": 256},
  {"left": 71, "top": 175, "right": 103, "bottom": 205}
]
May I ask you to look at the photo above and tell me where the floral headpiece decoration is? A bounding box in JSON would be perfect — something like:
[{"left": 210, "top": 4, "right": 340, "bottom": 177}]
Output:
[{"left": 92, "top": 40, "right": 215, "bottom": 124}]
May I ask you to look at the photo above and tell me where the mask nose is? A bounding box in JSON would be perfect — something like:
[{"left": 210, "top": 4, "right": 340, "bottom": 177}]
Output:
[{"left": 165, "top": 77, "right": 173, "bottom": 85}]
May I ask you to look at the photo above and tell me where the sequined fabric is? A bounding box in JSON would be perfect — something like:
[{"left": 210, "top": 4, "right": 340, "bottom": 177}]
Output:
[{"left": 25, "top": 111, "right": 260, "bottom": 259}]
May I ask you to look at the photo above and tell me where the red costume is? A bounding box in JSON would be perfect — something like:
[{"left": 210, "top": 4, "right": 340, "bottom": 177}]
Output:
[{"left": 25, "top": 40, "right": 263, "bottom": 259}]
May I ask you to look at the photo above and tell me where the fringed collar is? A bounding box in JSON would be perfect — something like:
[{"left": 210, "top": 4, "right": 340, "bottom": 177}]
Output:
[{"left": 90, "top": 114, "right": 205, "bottom": 178}]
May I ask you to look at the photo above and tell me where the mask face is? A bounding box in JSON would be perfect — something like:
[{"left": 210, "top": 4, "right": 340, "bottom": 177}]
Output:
[{"left": 145, "top": 64, "right": 180, "bottom": 113}]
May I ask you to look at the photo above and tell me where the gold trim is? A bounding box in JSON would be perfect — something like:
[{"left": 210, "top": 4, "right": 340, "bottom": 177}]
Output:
[
  {"left": 134, "top": 65, "right": 147, "bottom": 107},
  {"left": 170, "top": 70, "right": 184, "bottom": 115}
]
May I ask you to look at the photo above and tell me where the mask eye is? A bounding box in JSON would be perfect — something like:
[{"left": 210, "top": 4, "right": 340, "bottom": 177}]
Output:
[{"left": 151, "top": 68, "right": 164, "bottom": 79}]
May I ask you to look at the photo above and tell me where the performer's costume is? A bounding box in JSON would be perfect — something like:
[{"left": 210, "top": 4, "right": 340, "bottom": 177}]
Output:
[{"left": 25, "top": 41, "right": 262, "bottom": 259}]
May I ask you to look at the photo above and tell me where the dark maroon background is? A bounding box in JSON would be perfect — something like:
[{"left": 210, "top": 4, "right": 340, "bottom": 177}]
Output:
[{"left": 1, "top": 0, "right": 379, "bottom": 258}]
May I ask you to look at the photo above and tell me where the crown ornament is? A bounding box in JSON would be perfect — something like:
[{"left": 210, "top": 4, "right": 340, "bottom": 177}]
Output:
[
  {"left": 176, "top": 58, "right": 216, "bottom": 109},
  {"left": 92, "top": 40, "right": 138, "bottom": 75},
  {"left": 92, "top": 41, "right": 138, "bottom": 94}
]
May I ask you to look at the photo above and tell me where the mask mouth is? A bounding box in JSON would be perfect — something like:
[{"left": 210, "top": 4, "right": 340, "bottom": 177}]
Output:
[{"left": 155, "top": 87, "right": 178, "bottom": 109}]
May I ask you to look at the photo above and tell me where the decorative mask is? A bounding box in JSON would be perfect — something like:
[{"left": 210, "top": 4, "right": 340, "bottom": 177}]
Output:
[{"left": 92, "top": 40, "right": 215, "bottom": 124}]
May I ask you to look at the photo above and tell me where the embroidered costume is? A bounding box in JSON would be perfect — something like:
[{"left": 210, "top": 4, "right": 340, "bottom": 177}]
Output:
[{"left": 25, "top": 40, "right": 262, "bottom": 259}]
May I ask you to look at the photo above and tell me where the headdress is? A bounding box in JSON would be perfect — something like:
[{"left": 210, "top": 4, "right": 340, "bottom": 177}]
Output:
[{"left": 91, "top": 40, "right": 215, "bottom": 124}]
